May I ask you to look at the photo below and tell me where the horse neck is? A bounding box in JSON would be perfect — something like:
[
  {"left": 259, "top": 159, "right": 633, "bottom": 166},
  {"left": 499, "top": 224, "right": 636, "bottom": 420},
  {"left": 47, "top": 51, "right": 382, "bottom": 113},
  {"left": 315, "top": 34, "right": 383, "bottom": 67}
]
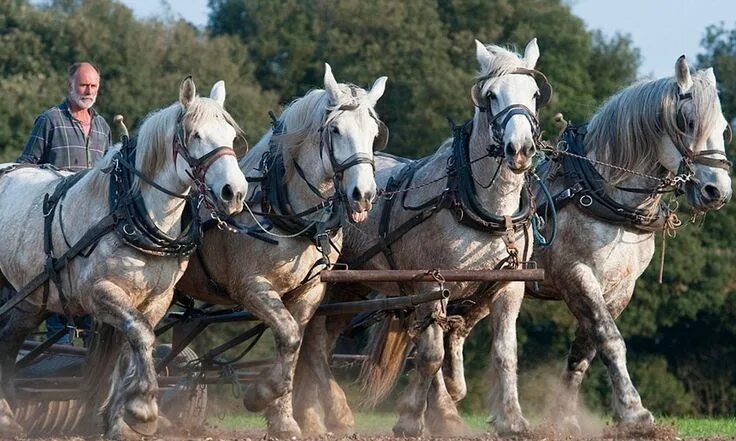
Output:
[
  {"left": 139, "top": 148, "right": 190, "bottom": 236},
  {"left": 282, "top": 137, "right": 335, "bottom": 220},
  {"left": 467, "top": 110, "right": 525, "bottom": 215},
  {"left": 586, "top": 131, "right": 667, "bottom": 210}
]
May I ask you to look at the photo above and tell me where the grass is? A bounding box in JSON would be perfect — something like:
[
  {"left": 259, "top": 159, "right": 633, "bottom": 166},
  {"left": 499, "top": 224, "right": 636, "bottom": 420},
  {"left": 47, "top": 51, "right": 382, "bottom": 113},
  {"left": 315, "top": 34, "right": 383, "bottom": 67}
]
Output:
[
  {"left": 211, "top": 412, "right": 736, "bottom": 438},
  {"left": 661, "top": 417, "right": 736, "bottom": 438}
]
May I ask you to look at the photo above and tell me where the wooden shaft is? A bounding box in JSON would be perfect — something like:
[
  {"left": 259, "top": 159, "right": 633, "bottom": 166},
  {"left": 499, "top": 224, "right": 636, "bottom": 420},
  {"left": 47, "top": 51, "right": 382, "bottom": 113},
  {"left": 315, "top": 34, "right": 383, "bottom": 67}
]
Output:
[{"left": 320, "top": 268, "right": 545, "bottom": 283}]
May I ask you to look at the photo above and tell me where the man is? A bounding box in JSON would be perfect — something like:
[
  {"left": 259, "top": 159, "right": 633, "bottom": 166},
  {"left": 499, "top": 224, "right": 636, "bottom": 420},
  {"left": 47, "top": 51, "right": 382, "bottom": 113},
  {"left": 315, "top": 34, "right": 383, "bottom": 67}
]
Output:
[
  {"left": 18, "top": 62, "right": 111, "bottom": 344},
  {"left": 19, "top": 62, "right": 111, "bottom": 169}
]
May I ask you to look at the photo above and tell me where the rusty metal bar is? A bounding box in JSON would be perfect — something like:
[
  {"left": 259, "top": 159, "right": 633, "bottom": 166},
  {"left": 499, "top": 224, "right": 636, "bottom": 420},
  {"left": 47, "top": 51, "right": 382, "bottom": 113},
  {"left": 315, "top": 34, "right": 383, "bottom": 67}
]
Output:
[
  {"left": 316, "top": 289, "right": 449, "bottom": 315},
  {"left": 320, "top": 268, "right": 545, "bottom": 283}
]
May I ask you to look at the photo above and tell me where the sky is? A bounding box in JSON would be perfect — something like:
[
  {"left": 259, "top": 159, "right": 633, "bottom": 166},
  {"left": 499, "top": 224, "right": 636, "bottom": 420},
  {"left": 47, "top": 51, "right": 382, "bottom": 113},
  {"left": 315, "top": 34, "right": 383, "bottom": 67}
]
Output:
[{"left": 119, "top": 0, "right": 736, "bottom": 79}]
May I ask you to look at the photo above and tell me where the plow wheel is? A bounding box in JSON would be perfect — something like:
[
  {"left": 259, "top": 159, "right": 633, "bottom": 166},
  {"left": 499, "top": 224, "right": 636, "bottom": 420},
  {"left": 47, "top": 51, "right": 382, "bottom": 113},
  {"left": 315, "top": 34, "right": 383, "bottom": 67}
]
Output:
[
  {"left": 155, "top": 344, "right": 208, "bottom": 432},
  {"left": 14, "top": 399, "right": 88, "bottom": 436}
]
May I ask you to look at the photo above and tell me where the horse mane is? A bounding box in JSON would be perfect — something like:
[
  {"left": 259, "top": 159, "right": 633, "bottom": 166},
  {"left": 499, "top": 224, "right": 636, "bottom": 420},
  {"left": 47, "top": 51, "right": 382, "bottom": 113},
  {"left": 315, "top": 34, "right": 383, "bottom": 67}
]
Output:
[
  {"left": 477, "top": 44, "right": 528, "bottom": 95},
  {"left": 585, "top": 71, "right": 721, "bottom": 184},
  {"left": 88, "top": 97, "right": 243, "bottom": 197},
  {"left": 271, "top": 85, "right": 375, "bottom": 172}
]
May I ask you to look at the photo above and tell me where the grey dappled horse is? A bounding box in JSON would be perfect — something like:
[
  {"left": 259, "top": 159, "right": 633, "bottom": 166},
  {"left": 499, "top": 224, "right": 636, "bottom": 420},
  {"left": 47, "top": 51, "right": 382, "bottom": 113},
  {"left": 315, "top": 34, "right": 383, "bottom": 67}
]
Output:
[
  {"left": 0, "top": 78, "right": 247, "bottom": 439},
  {"left": 176, "top": 64, "right": 387, "bottom": 437}
]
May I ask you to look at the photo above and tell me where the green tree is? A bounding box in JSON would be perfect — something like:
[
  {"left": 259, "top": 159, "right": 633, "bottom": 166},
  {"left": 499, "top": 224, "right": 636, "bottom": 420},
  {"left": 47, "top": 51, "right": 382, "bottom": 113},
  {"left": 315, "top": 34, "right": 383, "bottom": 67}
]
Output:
[{"left": 0, "top": 0, "right": 278, "bottom": 161}]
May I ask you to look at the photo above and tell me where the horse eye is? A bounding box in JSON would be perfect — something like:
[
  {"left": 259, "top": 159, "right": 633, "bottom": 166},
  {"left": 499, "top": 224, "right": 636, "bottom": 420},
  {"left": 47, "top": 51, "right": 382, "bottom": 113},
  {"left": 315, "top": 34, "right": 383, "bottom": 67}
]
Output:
[
  {"left": 724, "top": 125, "right": 733, "bottom": 144},
  {"left": 688, "top": 120, "right": 695, "bottom": 132},
  {"left": 488, "top": 92, "right": 497, "bottom": 101},
  {"left": 331, "top": 126, "right": 340, "bottom": 135}
]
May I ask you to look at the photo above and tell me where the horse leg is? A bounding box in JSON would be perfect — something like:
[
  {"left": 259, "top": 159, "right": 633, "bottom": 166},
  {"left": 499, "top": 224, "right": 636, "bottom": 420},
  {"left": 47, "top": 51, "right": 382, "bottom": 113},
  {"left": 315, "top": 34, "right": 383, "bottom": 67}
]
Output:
[
  {"left": 264, "top": 283, "right": 326, "bottom": 438},
  {"left": 87, "top": 280, "right": 163, "bottom": 440},
  {"left": 485, "top": 282, "right": 528, "bottom": 434},
  {"left": 425, "top": 368, "right": 465, "bottom": 436},
  {"left": 393, "top": 295, "right": 445, "bottom": 436},
  {"left": 426, "top": 295, "right": 493, "bottom": 435},
  {"left": 557, "top": 283, "right": 638, "bottom": 433},
  {"left": 555, "top": 327, "right": 596, "bottom": 433},
  {"left": 242, "top": 283, "right": 324, "bottom": 437},
  {"left": 294, "top": 312, "right": 355, "bottom": 435},
  {"left": 0, "top": 303, "right": 45, "bottom": 437},
  {"left": 562, "top": 269, "right": 653, "bottom": 427}
]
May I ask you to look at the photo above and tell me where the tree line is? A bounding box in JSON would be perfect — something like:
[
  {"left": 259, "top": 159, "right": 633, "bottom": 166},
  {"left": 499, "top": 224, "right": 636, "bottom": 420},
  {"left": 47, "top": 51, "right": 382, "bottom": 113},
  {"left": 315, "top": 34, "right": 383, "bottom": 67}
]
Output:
[{"left": 1, "top": 0, "right": 734, "bottom": 417}]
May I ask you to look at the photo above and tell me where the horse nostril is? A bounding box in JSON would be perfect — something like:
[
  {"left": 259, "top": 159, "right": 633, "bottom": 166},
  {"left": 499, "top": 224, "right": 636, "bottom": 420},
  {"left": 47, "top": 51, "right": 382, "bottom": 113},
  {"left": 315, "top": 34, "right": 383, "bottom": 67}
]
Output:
[
  {"left": 352, "top": 187, "right": 363, "bottom": 202},
  {"left": 703, "top": 184, "right": 721, "bottom": 202},
  {"left": 221, "top": 184, "right": 234, "bottom": 202},
  {"left": 505, "top": 142, "right": 516, "bottom": 157}
]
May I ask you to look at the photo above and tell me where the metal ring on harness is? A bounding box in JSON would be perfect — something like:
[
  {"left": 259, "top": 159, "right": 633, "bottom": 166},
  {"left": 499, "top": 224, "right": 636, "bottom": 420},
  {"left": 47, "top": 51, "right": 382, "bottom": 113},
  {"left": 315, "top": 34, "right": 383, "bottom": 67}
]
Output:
[
  {"left": 579, "top": 194, "right": 593, "bottom": 207},
  {"left": 122, "top": 223, "right": 136, "bottom": 236}
]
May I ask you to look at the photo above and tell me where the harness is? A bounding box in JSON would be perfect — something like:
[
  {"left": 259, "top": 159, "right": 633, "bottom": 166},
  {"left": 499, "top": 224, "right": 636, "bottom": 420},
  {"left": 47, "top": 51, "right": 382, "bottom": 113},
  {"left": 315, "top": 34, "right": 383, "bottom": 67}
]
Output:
[
  {"left": 536, "top": 92, "right": 733, "bottom": 233},
  {"left": 348, "top": 120, "right": 534, "bottom": 277},
  {"left": 0, "top": 114, "right": 235, "bottom": 326},
  {"left": 195, "top": 93, "right": 389, "bottom": 297}
]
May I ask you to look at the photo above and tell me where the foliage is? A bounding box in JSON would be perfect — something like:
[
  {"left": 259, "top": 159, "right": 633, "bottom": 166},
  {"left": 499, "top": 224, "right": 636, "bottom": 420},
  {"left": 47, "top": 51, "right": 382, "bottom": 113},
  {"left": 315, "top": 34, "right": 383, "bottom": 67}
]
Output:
[
  {"left": 208, "top": 0, "right": 639, "bottom": 157},
  {"left": 0, "top": 0, "right": 278, "bottom": 161}
]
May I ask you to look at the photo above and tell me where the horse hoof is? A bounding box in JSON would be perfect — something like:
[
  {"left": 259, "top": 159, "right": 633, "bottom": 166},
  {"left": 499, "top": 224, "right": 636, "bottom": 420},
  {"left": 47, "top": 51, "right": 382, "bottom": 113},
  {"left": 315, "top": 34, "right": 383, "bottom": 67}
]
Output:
[
  {"left": 555, "top": 415, "right": 582, "bottom": 436},
  {"left": 392, "top": 420, "right": 424, "bottom": 437},
  {"left": 267, "top": 421, "right": 302, "bottom": 439},
  {"left": 492, "top": 414, "right": 530, "bottom": 436},
  {"left": 619, "top": 407, "right": 655, "bottom": 426},
  {"left": 123, "top": 410, "right": 158, "bottom": 436}
]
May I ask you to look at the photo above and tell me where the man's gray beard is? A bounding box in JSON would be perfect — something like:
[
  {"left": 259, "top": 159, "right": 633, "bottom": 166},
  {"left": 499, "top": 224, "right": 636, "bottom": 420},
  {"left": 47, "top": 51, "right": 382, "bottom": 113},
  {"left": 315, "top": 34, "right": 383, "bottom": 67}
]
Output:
[{"left": 69, "top": 89, "right": 96, "bottom": 110}]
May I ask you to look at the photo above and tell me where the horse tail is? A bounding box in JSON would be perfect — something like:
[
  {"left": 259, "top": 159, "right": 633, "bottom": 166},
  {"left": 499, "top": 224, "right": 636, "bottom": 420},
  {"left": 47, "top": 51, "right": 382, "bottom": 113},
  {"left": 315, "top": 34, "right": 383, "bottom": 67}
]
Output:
[
  {"left": 358, "top": 314, "right": 412, "bottom": 407},
  {"left": 84, "top": 323, "right": 124, "bottom": 415}
]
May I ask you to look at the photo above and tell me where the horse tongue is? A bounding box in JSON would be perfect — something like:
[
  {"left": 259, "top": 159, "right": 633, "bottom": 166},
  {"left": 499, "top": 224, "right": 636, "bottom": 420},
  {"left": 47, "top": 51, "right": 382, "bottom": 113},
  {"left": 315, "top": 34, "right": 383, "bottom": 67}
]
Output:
[{"left": 350, "top": 210, "right": 368, "bottom": 224}]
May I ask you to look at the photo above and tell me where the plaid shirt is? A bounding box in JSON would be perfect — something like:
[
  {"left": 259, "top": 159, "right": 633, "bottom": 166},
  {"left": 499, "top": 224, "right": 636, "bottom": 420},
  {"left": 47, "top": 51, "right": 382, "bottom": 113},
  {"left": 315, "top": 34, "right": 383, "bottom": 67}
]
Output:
[{"left": 18, "top": 100, "right": 111, "bottom": 171}]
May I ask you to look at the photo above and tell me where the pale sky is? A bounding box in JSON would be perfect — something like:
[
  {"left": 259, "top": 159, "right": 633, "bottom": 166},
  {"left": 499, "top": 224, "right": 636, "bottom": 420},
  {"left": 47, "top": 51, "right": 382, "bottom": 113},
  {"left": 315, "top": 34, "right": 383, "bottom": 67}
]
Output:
[{"left": 119, "top": 0, "right": 736, "bottom": 79}]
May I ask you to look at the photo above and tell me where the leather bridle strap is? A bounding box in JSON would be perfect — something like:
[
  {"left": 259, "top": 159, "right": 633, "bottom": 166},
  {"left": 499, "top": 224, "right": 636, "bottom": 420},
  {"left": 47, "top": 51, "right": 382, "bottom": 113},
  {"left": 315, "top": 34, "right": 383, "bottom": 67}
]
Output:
[
  {"left": 181, "top": 146, "right": 237, "bottom": 181},
  {"left": 487, "top": 104, "right": 540, "bottom": 149}
]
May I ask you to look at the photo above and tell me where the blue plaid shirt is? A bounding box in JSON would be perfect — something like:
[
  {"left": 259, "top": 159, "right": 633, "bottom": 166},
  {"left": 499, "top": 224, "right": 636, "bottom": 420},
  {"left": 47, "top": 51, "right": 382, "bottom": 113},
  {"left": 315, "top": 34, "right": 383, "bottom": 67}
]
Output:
[{"left": 18, "top": 100, "right": 111, "bottom": 171}]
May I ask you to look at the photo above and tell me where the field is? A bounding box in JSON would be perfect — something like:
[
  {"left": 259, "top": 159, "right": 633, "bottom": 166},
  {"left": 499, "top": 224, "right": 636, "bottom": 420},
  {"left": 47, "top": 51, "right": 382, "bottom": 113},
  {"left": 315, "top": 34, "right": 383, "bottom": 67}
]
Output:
[{"left": 208, "top": 413, "right": 736, "bottom": 440}]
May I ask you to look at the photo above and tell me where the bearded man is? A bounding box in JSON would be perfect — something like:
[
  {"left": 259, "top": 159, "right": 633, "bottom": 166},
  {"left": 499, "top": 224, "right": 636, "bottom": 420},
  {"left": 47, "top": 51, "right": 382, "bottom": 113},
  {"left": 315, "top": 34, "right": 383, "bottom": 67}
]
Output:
[{"left": 18, "top": 61, "right": 111, "bottom": 170}]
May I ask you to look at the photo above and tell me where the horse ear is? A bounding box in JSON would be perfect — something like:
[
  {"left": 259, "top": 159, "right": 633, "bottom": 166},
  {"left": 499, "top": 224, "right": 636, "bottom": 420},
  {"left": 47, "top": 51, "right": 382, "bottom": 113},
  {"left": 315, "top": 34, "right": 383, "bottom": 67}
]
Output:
[
  {"left": 675, "top": 55, "right": 693, "bottom": 92},
  {"left": 703, "top": 67, "right": 717, "bottom": 86},
  {"left": 324, "top": 63, "right": 341, "bottom": 103},
  {"left": 210, "top": 80, "right": 226, "bottom": 107},
  {"left": 524, "top": 38, "right": 540, "bottom": 69},
  {"left": 475, "top": 39, "right": 493, "bottom": 72},
  {"left": 179, "top": 76, "right": 197, "bottom": 108},
  {"left": 366, "top": 76, "right": 387, "bottom": 107}
]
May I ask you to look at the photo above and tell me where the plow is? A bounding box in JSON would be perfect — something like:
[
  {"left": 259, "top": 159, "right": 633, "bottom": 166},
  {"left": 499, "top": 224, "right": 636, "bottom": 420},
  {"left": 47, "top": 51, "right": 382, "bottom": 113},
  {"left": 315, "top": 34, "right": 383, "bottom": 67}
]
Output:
[{"left": 11, "top": 267, "right": 544, "bottom": 436}]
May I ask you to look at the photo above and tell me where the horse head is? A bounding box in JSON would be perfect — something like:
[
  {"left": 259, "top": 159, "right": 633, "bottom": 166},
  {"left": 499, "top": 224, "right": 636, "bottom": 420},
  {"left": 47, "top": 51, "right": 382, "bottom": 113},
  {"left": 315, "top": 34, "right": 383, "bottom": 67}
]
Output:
[
  {"left": 473, "top": 38, "right": 549, "bottom": 173},
  {"left": 321, "top": 63, "right": 387, "bottom": 222},
  {"left": 659, "top": 56, "right": 732, "bottom": 211},
  {"left": 174, "top": 77, "right": 248, "bottom": 215}
]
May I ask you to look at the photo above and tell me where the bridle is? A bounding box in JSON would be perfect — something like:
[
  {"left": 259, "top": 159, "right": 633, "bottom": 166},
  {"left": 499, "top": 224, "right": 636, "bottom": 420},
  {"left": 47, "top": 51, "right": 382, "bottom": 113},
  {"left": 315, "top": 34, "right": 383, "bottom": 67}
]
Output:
[
  {"left": 290, "top": 89, "right": 388, "bottom": 204},
  {"left": 173, "top": 112, "right": 238, "bottom": 182},
  {"left": 672, "top": 91, "right": 732, "bottom": 178},
  {"left": 472, "top": 67, "right": 552, "bottom": 155}
]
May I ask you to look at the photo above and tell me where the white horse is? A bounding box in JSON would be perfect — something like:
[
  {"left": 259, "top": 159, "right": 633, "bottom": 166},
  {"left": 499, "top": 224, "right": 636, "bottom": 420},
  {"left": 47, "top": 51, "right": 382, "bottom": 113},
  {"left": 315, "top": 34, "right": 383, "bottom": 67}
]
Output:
[
  {"left": 0, "top": 77, "right": 247, "bottom": 439},
  {"left": 175, "top": 64, "right": 387, "bottom": 437},
  {"left": 427, "top": 55, "right": 733, "bottom": 433},
  {"left": 292, "top": 39, "right": 549, "bottom": 436}
]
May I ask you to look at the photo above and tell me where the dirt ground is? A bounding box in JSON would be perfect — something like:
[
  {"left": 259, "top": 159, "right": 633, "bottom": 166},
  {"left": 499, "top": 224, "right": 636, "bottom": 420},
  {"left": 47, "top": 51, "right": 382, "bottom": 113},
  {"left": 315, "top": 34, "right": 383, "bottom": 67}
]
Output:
[{"left": 15, "top": 422, "right": 724, "bottom": 441}]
